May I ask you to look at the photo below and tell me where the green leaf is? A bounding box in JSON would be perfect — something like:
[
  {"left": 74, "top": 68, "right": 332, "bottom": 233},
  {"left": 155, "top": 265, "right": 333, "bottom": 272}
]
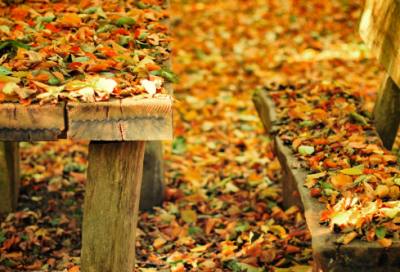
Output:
[
  {"left": 0, "top": 66, "right": 13, "bottom": 76},
  {"left": 118, "top": 36, "right": 133, "bottom": 45},
  {"left": 235, "top": 263, "right": 262, "bottom": 272},
  {"left": 96, "top": 7, "right": 107, "bottom": 19},
  {"left": 37, "top": 17, "right": 55, "bottom": 23},
  {"left": 298, "top": 120, "right": 315, "bottom": 128},
  {"left": 188, "top": 226, "right": 204, "bottom": 236},
  {"left": 150, "top": 68, "right": 179, "bottom": 83},
  {"left": 50, "top": 218, "right": 60, "bottom": 226},
  {"left": 80, "top": 43, "right": 95, "bottom": 53},
  {"left": 138, "top": 33, "right": 148, "bottom": 40},
  {"left": 0, "top": 230, "right": 6, "bottom": 243},
  {"left": 96, "top": 24, "right": 114, "bottom": 34},
  {"left": 135, "top": 40, "right": 150, "bottom": 49},
  {"left": 82, "top": 7, "right": 98, "bottom": 14},
  {"left": 116, "top": 17, "right": 136, "bottom": 26},
  {"left": 75, "top": 56, "right": 90, "bottom": 62},
  {"left": 321, "top": 182, "right": 334, "bottom": 190},
  {"left": 136, "top": 1, "right": 150, "bottom": 9},
  {"left": 0, "top": 39, "right": 31, "bottom": 51},
  {"left": 47, "top": 77, "right": 61, "bottom": 86},
  {"left": 234, "top": 221, "right": 250, "bottom": 232},
  {"left": 99, "top": 72, "right": 116, "bottom": 77},
  {"left": 0, "top": 25, "right": 10, "bottom": 35},
  {"left": 375, "top": 226, "right": 387, "bottom": 239},
  {"left": 298, "top": 145, "right": 314, "bottom": 155}
]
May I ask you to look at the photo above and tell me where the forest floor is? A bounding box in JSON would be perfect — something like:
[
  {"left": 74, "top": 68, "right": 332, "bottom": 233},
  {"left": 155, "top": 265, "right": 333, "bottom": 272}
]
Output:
[{"left": 0, "top": 0, "right": 391, "bottom": 271}]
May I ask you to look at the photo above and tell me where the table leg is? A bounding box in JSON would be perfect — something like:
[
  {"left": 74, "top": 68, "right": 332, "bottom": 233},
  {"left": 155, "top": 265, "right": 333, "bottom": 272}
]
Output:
[
  {"left": 140, "top": 141, "right": 166, "bottom": 211},
  {"left": 373, "top": 72, "right": 400, "bottom": 150},
  {"left": 81, "top": 141, "right": 146, "bottom": 272},
  {"left": 0, "top": 142, "right": 20, "bottom": 214}
]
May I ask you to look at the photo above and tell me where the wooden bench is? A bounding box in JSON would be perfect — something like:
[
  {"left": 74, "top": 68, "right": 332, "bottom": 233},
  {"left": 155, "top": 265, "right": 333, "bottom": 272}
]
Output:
[
  {"left": 253, "top": 1, "right": 400, "bottom": 271},
  {"left": 253, "top": 87, "right": 400, "bottom": 272},
  {"left": 0, "top": 4, "right": 174, "bottom": 272}
]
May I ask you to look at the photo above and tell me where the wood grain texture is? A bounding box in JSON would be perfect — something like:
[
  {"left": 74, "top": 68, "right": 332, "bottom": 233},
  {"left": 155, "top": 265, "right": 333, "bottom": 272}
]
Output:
[
  {"left": 66, "top": 98, "right": 173, "bottom": 140},
  {"left": 253, "top": 88, "right": 400, "bottom": 272},
  {"left": 0, "top": 102, "right": 65, "bottom": 141},
  {"left": 359, "top": 0, "right": 400, "bottom": 88},
  {"left": 140, "top": 141, "right": 166, "bottom": 210},
  {"left": 81, "top": 141, "right": 146, "bottom": 272},
  {"left": 373, "top": 72, "right": 400, "bottom": 150},
  {"left": 0, "top": 142, "right": 20, "bottom": 214}
]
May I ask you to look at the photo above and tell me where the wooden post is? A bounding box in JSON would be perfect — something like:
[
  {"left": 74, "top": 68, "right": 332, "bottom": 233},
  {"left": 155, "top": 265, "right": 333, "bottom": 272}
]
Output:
[
  {"left": 373, "top": 73, "right": 400, "bottom": 150},
  {"left": 81, "top": 141, "right": 146, "bottom": 272},
  {"left": 0, "top": 142, "right": 20, "bottom": 214},
  {"left": 140, "top": 141, "right": 166, "bottom": 211}
]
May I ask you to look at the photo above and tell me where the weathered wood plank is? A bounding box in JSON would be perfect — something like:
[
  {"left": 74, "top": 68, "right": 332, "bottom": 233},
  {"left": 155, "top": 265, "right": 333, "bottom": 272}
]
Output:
[
  {"left": 66, "top": 98, "right": 173, "bottom": 141},
  {"left": 0, "top": 142, "right": 20, "bottom": 214},
  {"left": 373, "top": 73, "right": 400, "bottom": 150},
  {"left": 253, "top": 88, "right": 400, "bottom": 272},
  {"left": 359, "top": 0, "right": 400, "bottom": 88},
  {"left": 140, "top": 141, "right": 166, "bottom": 210},
  {"left": 0, "top": 102, "right": 65, "bottom": 141},
  {"left": 81, "top": 141, "right": 146, "bottom": 272}
]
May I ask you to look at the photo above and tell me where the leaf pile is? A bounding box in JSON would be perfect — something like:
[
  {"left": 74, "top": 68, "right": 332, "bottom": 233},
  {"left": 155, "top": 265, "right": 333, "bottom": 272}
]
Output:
[
  {"left": 269, "top": 82, "right": 400, "bottom": 247},
  {"left": 0, "top": 0, "right": 391, "bottom": 271},
  {"left": 0, "top": 0, "right": 176, "bottom": 106}
]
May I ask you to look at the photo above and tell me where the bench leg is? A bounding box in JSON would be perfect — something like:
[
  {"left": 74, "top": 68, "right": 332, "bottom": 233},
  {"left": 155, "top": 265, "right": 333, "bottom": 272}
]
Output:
[
  {"left": 81, "top": 141, "right": 146, "bottom": 272},
  {"left": 140, "top": 141, "right": 166, "bottom": 211},
  {"left": 373, "top": 72, "right": 400, "bottom": 150},
  {"left": 0, "top": 142, "right": 20, "bottom": 214},
  {"left": 281, "top": 170, "right": 303, "bottom": 209}
]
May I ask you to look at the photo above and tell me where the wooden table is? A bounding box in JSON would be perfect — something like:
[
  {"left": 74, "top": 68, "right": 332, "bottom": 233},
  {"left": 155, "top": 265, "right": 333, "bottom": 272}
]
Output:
[
  {"left": 0, "top": 94, "right": 173, "bottom": 271},
  {"left": 0, "top": 11, "right": 174, "bottom": 269},
  {"left": 359, "top": 0, "right": 400, "bottom": 149}
]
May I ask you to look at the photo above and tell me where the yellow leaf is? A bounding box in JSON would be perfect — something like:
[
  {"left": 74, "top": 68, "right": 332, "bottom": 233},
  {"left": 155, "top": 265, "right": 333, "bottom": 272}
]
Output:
[
  {"left": 190, "top": 242, "right": 213, "bottom": 252},
  {"left": 153, "top": 237, "right": 166, "bottom": 249},
  {"left": 374, "top": 185, "right": 389, "bottom": 198},
  {"left": 35, "top": 228, "right": 49, "bottom": 237},
  {"left": 340, "top": 168, "right": 362, "bottom": 175},
  {"left": 181, "top": 210, "right": 197, "bottom": 223},
  {"left": 306, "top": 171, "right": 326, "bottom": 181},
  {"left": 269, "top": 225, "right": 287, "bottom": 237}
]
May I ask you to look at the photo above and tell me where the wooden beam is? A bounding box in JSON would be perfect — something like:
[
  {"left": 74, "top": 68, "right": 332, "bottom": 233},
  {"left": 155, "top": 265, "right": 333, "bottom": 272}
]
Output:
[
  {"left": 140, "top": 141, "right": 166, "bottom": 210},
  {"left": 66, "top": 98, "right": 173, "bottom": 141},
  {"left": 373, "top": 73, "right": 400, "bottom": 150},
  {"left": 359, "top": 0, "right": 400, "bottom": 88},
  {"left": 0, "top": 102, "right": 65, "bottom": 141},
  {"left": 81, "top": 141, "right": 146, "bottom": 272},
  {"left": 0, "top": 142, "right": 20, "bottom": 214}
]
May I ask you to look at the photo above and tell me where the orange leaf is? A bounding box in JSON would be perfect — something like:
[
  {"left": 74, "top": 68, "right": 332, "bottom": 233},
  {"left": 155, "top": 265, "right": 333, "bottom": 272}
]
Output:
[
  {"left": 20, "top": 97, "right": 31, "bottom": 107},
  {"left": 0, "top": 92, "right": 4, "bottom": 102},
  {"left": 377, "top": 238, "right": 392, "bottom": 247},
  {"left": 68, "top": 62, "right": 83, "bottom": 70},
  {"left": 343, "top": 232, "right": 358, "bottom": 245},
  {"left": 68, "top": 266, "right": 80, "bottom": 272},
  {"left": 60, "top": 13, "right": 82, "bottom": 26},
  {"left": 34, "top": 74, "right": 50, "bottom": 82},
  {"left": 310, "top": 188, "right": 321, "bottom": 196},
  {"left": 145, "top": 63, "right": 162, "bottom": 71},
  {"left": 285, "top": 245, "right": 300, "bottom": 254},
  {"left": 80, "top": 0, "right": 91, "bottom": 9}
]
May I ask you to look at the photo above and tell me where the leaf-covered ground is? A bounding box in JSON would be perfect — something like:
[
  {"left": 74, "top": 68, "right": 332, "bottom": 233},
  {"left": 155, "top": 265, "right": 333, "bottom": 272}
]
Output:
[{"left": 0, "top": 0, "right": 390, "bottom": 271}]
